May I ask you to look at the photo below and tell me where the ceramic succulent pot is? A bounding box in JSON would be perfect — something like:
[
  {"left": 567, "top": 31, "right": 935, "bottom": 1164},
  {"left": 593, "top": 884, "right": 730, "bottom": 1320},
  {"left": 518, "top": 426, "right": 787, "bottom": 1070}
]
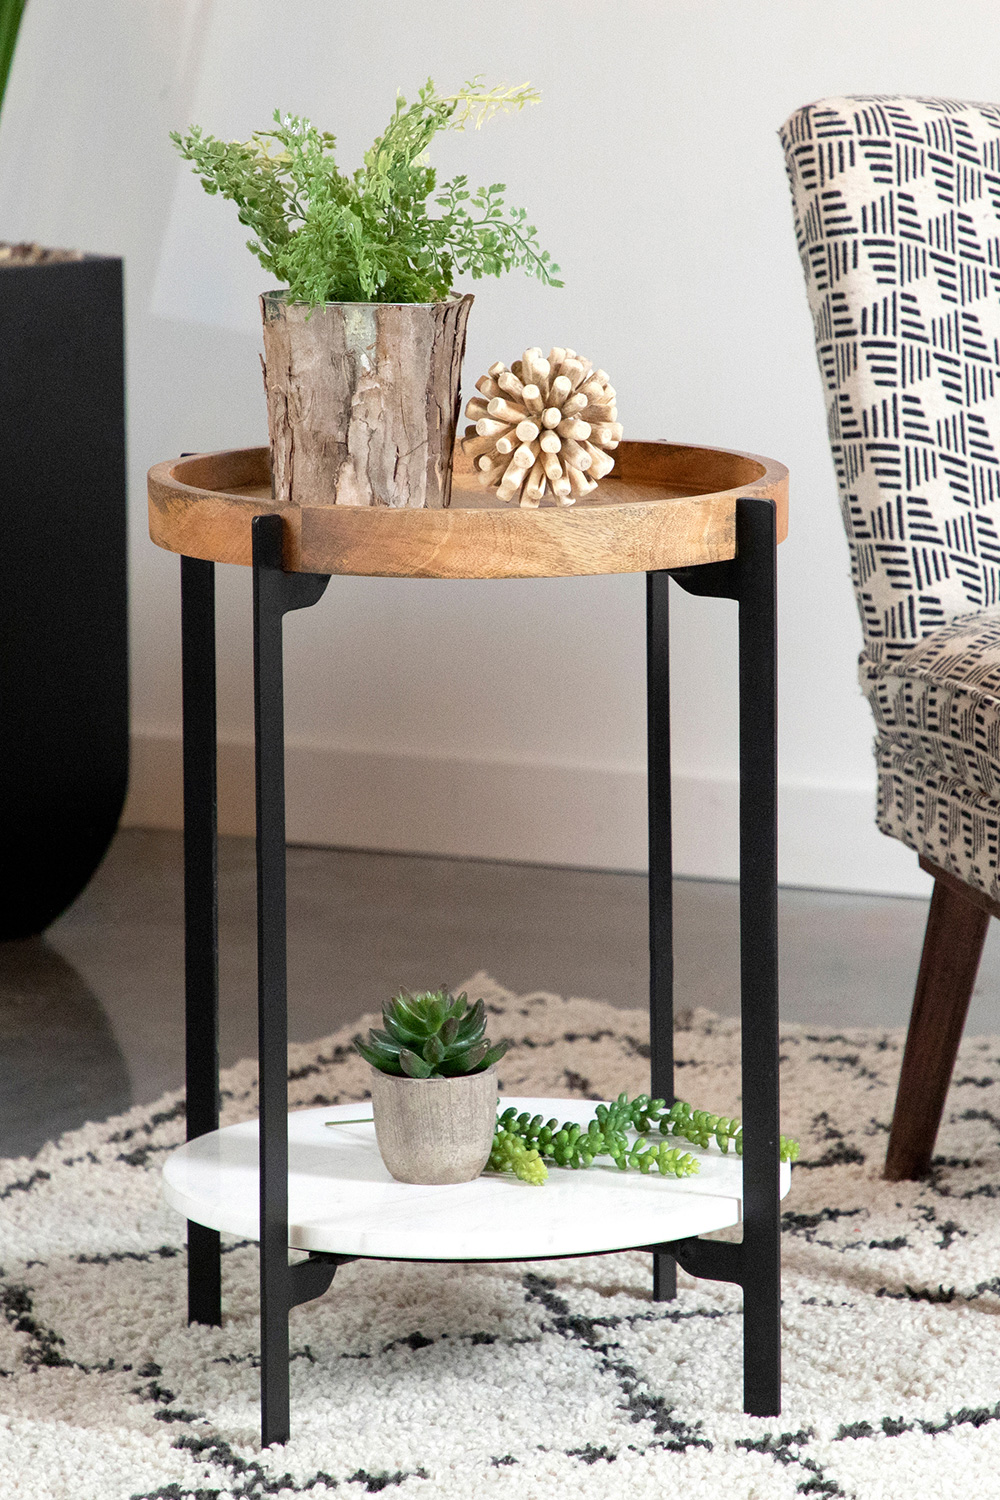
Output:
[{"left": 369, "top": 1064, "right": 498, "bottom": 1184}]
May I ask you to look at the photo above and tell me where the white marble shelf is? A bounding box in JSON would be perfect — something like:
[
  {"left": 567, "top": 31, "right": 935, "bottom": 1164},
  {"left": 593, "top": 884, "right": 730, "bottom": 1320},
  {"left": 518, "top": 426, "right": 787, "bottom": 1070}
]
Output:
[{"left": 162, "top": 1097, "right": 792, "bottom": 1262}]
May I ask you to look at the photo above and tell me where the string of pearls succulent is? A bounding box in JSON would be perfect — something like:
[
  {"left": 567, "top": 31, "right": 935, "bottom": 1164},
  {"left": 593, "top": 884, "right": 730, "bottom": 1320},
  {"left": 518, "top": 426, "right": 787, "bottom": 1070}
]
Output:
[{"left": 460, "top": 346, "right": 623, "bottom": 506}]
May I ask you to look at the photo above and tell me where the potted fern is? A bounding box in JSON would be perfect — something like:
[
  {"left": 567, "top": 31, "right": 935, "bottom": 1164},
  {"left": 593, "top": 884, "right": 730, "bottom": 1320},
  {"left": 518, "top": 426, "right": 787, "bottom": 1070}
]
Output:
[
  {"left": 355, "top": 989, "right": 507, "bottom": 1184},
  {"left": 172, "top": 78, "right": 561, "bottom": 509}
]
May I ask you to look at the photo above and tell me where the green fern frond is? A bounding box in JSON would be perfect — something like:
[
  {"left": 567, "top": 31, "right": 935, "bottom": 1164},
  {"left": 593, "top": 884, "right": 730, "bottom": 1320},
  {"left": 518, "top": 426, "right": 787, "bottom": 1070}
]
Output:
[
  {"left": 444, "top": 77, "right": 541, "bottom": 131},
  {"left": 172, "top": 78, "right": 560, "bottom": 306}
]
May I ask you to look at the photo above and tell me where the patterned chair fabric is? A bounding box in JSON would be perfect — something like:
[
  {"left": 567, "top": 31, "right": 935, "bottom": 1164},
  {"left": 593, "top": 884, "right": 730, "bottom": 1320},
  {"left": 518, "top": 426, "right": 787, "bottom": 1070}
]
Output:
[{"left": 781, "top": 97, "right": 1000, "bottom": 898}]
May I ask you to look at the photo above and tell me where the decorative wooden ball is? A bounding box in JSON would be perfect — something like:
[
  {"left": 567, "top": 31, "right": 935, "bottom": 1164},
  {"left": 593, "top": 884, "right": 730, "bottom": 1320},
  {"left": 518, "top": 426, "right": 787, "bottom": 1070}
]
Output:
[{"left": 460, "top": 347, "right": 623, "bottom": 507}]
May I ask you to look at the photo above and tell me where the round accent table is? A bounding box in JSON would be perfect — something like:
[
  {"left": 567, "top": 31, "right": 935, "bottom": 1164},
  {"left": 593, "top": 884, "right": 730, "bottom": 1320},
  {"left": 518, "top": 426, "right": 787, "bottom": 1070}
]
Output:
[{"left": 148, "top": 439, "right": 789, "bottom": 1446}]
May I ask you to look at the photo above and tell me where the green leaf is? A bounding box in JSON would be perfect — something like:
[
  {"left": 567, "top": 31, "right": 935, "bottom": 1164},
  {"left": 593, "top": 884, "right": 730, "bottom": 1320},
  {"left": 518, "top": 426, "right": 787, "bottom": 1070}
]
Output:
[
  {"left": 383, "top": 1009, "right": 427, "bottom": 1045},
  {"left": 478, "top": 1041, "right": 508, "bottom": 1070},
  {"left": 354, "top": 1037, "right": 403, "bottom": 1075},
  {"left": 423, "top": 1034, "right": 446, "bottom": 1066},
  {"left": 368, "top": 1027, "right": 402, "bottom": 1051},
  {"left": 458, "top": 1040, "right": 489, "bottom": 1072},
  {"left": 453, "top": 998, "right": 486, "bottom": 1041},
  {"left": 399, "top": 1048, "right": 434, "bottom": 1078},
  {"left": 385, "top": 993, "right": 434, "bottom": 1035}
]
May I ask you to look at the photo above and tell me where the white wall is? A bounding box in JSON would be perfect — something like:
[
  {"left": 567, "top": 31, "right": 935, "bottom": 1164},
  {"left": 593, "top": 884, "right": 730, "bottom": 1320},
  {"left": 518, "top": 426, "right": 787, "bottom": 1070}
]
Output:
[{"left": 5, "top": 0, "right": 998, "bottom": 895}]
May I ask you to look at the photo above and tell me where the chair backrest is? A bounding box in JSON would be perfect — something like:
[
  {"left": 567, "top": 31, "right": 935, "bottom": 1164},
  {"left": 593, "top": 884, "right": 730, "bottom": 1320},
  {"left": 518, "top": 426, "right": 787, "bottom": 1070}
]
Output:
[{"left": 781, "top": 96, "right": 1000, "bottom": 661}]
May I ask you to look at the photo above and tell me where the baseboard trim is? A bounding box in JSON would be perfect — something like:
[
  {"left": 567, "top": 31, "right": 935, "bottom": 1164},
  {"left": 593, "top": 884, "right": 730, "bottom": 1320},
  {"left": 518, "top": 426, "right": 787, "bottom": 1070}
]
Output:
[{"left": 122, "top": 730, "right": 932, "bottom": 897}]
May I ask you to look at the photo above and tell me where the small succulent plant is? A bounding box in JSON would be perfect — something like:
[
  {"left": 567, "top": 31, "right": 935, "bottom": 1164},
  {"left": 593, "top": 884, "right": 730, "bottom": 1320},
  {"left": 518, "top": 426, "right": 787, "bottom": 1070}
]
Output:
[{"left": 355, "top": 988, "right": 508, "bottom": 1079}]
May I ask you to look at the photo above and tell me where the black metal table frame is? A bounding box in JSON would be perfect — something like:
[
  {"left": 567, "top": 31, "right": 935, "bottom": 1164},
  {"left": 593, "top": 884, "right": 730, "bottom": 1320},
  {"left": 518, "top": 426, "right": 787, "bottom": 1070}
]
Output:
[{"left": 179, "top": 495, "right": 779, "bottom": 1447}]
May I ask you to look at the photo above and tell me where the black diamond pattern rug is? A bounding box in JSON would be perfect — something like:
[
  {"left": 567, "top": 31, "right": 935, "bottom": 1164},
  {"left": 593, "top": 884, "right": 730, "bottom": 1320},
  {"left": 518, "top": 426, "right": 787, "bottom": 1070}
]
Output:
[{"left": 3, "top": 973, "right": 1000, "bottom": 1498}]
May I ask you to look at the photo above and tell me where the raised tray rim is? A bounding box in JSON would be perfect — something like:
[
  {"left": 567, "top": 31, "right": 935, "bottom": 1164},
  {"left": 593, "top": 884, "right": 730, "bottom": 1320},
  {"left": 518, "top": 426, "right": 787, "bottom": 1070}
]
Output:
[{"left": 148, "top": 439, "right": 788, "bottom": 580}]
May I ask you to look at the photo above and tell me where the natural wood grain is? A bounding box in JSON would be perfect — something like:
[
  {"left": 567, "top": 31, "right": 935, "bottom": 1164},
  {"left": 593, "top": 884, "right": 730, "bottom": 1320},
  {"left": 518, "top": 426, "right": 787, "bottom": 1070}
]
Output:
[
  {"left": 148, "top": 439, "right": 789, "bottom": 579},
  {"left": 884, "top": 858, "right": 993, "bottom": 1181},
  {"left": 261, "top": 294, "right": 473, "bottom": 509}
]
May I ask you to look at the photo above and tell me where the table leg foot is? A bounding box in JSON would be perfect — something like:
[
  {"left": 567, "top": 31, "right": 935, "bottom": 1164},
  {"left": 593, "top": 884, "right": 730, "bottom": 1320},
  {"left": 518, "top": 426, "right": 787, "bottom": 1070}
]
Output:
[
  {"left": 187, "top": 1222, "right": 222, "bottom": 1327},
  {"left": 742, "top": 1273, "right": 781, "bottom": 1417},
  {"left": 652, "top": 1250, "right": 677, "bottom": 1302},
  {"left": 260, "top": 1256, "right": 351, "bottom": 1446}
]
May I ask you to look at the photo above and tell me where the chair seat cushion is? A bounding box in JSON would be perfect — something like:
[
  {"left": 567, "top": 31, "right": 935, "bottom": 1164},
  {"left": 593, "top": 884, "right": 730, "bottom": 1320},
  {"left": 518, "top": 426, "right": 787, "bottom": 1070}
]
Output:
[{"left": 862, "top": 608, "right": 1000, "bottom": 896}]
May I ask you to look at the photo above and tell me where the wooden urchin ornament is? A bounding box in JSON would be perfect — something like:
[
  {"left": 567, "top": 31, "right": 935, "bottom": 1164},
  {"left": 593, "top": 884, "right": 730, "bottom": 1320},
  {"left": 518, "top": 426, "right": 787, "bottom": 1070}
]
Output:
[{"left": 460, "top": 347, "right": 623, "bottom": 506}]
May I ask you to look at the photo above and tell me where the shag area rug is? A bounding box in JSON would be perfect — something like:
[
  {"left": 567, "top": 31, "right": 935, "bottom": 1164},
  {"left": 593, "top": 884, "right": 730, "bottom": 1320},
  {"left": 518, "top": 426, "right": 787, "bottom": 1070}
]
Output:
[{"left": 4, "top": 974, "right": 1000, "bottom": 1499}]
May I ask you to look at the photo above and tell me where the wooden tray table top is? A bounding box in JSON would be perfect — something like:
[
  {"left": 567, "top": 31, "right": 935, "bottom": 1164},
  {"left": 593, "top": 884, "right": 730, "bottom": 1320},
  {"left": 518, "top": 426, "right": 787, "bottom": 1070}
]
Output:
[{"left": 148, "top": 440, "right": 788, "bottom": 580}]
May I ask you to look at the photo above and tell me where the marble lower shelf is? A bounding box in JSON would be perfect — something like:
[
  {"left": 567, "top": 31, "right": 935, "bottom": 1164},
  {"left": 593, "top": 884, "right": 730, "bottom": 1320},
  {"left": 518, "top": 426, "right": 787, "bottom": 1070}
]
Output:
[{"left": 162, "top": 1097, "right": 792, "bottom": 1262}]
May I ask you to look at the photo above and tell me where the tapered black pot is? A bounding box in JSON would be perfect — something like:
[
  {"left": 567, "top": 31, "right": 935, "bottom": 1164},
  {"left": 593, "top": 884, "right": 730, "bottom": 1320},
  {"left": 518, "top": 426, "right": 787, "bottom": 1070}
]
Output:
[{"left": 0, "top": 254, "right": 128, "bottom": 938}]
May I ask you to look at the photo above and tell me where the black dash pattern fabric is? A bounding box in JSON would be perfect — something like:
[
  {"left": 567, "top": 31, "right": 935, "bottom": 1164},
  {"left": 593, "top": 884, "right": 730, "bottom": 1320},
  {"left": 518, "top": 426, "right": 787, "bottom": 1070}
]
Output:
[{"left": 782, "top": 97, "right": 1000, "bottom": 896}]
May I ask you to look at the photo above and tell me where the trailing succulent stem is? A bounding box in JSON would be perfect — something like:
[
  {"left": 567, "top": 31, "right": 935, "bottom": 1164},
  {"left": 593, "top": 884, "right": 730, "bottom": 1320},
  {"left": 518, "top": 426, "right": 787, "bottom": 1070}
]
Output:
[
  {"left": 488, "top": 1130, "right": 548, "bottom": 1186},
  {"left": 489, "top": 1093, "right": 800, "bottom": 1186},
  {"left": 171, "top": 77, "right": 561, "bottom": 306},
  {"left": 355, "top": 988, "right": 507, "bottom": 1079}
]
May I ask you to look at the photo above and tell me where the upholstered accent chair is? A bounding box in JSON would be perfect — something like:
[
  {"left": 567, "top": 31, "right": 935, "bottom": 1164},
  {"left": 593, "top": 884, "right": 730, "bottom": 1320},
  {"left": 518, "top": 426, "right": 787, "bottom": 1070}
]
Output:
[{"left": 781, "top": 96, "right": 1000, "bottom": 1180}]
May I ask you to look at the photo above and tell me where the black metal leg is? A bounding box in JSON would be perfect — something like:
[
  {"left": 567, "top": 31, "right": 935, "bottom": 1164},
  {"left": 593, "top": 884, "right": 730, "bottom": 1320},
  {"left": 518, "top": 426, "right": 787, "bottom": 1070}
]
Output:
[
  {"left": 181, "top": 555, "right": 221, "bottom": 1327},
  {"left": 734, "top": 497, "right": 780, "bottom": 1418},
  {"left": 647, "top": 571, "right": 676, "bottom": 1304},
  {"left": 252, "top": 515, "right": 329, "bottom": 1447},
  {"left": 658, "top": 496, "right": 781, "bottom": 1415}
]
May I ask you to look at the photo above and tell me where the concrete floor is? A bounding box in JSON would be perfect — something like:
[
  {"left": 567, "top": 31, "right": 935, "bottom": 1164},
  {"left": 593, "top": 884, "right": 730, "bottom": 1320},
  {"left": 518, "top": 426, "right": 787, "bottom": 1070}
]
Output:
[{"left": 6, "top": 827, "right": 1000, "bottom": 1158}]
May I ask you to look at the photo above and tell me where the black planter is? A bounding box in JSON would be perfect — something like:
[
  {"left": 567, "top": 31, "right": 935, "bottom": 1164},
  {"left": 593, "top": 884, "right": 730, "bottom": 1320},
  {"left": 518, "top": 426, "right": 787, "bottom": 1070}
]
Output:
[{"left": 0, "top": 254, "right": 128, "bottom": 938}]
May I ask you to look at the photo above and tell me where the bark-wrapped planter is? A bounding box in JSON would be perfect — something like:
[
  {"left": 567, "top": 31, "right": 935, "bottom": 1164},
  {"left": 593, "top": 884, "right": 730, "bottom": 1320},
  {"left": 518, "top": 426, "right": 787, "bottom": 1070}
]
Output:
[
  {"left": 260, "top": 292, "right": 473, "bottom": 509},
  {"left": 370, "top": 1064, "right": 498, "bottom": 1184}
]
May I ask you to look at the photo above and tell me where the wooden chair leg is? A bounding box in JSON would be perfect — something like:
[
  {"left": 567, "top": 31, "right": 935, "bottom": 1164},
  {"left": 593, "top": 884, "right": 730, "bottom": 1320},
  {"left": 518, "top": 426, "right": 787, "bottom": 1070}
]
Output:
[{"left": 884, "top": 872, "right": 991, "bottom": 1181}]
